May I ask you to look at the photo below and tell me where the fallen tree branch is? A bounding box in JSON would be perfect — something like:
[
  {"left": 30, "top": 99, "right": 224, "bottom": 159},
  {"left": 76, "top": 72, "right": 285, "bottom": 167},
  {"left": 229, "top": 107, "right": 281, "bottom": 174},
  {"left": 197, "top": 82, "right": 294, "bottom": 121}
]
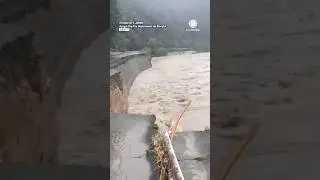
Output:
[{"left": 170, "top": 100, "right": 191, "bottom": 140}]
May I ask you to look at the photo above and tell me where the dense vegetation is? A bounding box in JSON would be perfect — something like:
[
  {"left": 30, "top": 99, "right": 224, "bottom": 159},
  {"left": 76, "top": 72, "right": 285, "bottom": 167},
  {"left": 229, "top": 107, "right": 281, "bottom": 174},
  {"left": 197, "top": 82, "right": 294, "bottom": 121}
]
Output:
[{"left": 110, "top": 0, "right": 210, "bottom": 56}]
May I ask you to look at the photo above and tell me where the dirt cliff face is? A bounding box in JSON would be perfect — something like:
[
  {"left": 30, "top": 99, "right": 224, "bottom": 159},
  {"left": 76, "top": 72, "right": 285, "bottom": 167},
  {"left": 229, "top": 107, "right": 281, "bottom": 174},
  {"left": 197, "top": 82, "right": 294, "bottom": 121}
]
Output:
[
  {"left": 110, "top": 73, "right": 128, "bottom": 113},
  {"left": 0, "top": 0, "right": 108, "bottom": 163},
  {"left": 0, "top": 32, "right": 56, "bottom": 163}
]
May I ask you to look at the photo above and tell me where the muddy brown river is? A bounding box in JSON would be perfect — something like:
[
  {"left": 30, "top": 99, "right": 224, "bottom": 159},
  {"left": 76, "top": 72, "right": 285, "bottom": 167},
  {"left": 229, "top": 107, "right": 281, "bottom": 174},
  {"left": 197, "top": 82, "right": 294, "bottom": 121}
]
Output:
[{"left": 128, "top": 52, "right": 210, "bottom": 132}]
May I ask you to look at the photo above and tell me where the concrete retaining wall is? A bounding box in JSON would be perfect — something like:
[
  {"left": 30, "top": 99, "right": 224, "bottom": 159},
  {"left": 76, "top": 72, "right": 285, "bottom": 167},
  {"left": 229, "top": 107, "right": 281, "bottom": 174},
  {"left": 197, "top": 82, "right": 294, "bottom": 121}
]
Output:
[{"left": 110, "top": 51, "right": 152, "bottom": 113}]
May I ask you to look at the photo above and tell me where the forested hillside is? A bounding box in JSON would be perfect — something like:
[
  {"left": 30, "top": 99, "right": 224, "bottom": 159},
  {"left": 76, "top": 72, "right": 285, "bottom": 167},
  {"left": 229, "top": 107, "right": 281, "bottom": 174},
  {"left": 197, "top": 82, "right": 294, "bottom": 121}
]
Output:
[{"left": 110, "top": 0, "right": 210, "bottom": 56}]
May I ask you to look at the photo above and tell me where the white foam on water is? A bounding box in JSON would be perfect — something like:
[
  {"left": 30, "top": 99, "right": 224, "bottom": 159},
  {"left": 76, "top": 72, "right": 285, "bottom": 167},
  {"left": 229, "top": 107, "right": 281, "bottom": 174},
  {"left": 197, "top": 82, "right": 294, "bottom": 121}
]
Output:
[{"left": 128, "top": 52, "right": 210, "bottom": 131}]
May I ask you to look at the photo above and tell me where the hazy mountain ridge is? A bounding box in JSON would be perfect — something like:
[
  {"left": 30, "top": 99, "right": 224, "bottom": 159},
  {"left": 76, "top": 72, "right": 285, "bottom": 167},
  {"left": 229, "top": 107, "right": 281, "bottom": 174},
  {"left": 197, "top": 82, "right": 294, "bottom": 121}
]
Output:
[{"left": 111, "top": 0, "right": 210, "bottom": 55}]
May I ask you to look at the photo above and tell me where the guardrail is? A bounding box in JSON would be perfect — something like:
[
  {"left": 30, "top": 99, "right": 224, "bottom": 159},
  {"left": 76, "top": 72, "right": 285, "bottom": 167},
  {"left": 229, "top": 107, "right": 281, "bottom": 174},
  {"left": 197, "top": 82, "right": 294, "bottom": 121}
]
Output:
[
  {"left": 161, "top": 127, "right": 185, "bottom": 180},
  {"left": 167, "top": 48, "right": 191, "bottom": 52}
]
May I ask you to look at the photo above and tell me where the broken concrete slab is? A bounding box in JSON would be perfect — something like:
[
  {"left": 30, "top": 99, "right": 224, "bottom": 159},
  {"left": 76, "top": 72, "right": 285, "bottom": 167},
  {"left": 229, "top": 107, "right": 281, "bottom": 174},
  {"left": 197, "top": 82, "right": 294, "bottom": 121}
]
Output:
[
  {"left": 171, "top": 130, "right": 210, "bottom": 180},
  {"left": 110, "top": 113, "right": 157, "bottom": 180}
]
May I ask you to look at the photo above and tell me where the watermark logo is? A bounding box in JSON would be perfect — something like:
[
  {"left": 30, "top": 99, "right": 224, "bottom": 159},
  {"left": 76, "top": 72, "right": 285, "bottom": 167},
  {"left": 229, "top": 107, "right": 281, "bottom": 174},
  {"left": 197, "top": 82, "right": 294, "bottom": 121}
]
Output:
[
  {"left": 188, "top": 19, "right": 198, "bottom": 28},
  {"left": 186, "top": 19, "right": 200, "bottom": 32}
]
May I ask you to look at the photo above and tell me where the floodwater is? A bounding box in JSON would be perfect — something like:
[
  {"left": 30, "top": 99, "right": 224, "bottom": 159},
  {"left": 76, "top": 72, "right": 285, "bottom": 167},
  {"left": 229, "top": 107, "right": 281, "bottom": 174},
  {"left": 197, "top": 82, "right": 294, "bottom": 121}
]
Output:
[{"left": 128, "top": 52, "right": 210, "bottom": 132}]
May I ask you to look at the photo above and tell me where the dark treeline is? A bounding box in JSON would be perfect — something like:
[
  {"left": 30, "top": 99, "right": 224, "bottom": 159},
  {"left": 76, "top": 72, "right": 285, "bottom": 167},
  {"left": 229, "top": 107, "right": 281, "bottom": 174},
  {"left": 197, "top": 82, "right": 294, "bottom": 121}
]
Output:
[{"left": 110, "top": 0, "right": 210, "bottom": 56}]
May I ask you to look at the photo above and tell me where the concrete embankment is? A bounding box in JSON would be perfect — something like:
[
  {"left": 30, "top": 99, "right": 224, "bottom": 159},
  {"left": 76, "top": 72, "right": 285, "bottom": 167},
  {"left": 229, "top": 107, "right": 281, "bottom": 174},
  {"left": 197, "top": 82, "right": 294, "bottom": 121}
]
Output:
[
  {"left": 172, "top": 131, "right": 210, "bottom": 180},
  {"left": 109, "top": 51, "right": 156, "bottom": 179},
  {"left": 110, "top": 113, "right": 157, "bottom": 180},
  {"left": 110, "top": 51, "right": 152, "bottom": 113}
]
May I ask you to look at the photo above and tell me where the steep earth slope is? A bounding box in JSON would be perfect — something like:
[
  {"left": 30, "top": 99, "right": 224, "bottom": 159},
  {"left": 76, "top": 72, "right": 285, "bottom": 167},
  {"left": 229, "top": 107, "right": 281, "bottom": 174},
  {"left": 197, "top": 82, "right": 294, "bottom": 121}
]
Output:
[{"left": 0, "top": 0, "right": 107, "bottom": 163}]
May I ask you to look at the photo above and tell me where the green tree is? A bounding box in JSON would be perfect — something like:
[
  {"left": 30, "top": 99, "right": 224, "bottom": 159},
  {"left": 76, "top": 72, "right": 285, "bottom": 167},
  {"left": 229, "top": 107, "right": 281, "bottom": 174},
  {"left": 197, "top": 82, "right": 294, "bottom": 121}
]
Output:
[
  {"left": 112, "top": 33, "right": 130, "bottom": 51},
  {"left": 146, "top": 38, "right": 168, "bottom": 56},
  {"left": 147, "top": 38, "right": 158, "bottom": 49},
  {"left": 153, "top": 47, "right": 168, "bottom": 57}
]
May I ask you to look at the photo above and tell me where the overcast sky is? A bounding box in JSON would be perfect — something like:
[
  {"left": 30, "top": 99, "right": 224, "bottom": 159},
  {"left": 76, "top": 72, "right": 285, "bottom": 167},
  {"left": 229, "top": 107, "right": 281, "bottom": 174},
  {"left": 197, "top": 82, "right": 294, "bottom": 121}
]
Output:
[{"left": 117, "top": 0, "right": 209, "bottom": 21}]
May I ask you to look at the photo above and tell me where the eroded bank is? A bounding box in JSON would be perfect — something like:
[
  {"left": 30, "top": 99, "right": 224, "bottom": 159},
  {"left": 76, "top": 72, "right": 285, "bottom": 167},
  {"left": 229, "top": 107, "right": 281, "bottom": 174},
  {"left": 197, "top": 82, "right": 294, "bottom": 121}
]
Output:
[{"left": 0, "top": 0, "right": 107, "bottom": 163}]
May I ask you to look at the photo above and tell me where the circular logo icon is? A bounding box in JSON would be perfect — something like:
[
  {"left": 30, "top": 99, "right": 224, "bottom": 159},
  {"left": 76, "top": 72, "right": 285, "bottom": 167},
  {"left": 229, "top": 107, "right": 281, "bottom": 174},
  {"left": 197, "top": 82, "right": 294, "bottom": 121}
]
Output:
[{"left": 188, "top": 19, "right": 198, "bottom": 29}]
